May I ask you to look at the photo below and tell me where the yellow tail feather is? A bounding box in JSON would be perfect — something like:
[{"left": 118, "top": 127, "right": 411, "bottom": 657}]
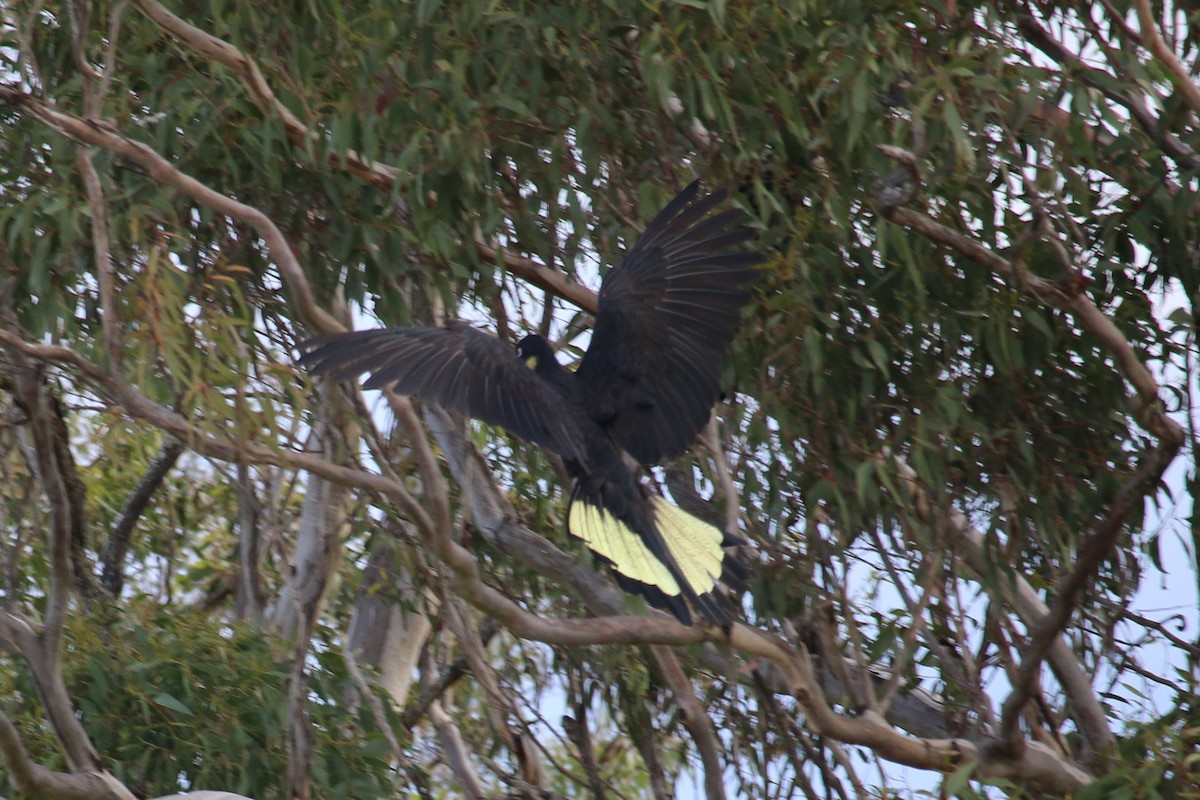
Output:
[
  {"left": 568, "top": 502, "right": 682, "bottom": 595},
  {"left": 567, "top": 496, "right": 727, "bottom": 599},
  {"left": 649, "top": 496, "right": 726, "bottom": 593}
]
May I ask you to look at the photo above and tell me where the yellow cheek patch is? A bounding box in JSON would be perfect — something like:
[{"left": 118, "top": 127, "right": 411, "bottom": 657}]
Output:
[{"left": 524, "top": 355, "right": 538, "bottom": 369}]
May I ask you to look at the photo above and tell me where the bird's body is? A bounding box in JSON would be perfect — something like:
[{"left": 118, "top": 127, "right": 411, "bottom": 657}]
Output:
[{"left": 298, "top": 182, "right": 763, "bottom": 626}]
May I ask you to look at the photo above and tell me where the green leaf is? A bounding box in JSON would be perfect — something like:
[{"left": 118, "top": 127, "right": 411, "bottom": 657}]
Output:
[{"left": 152, "top": 693, "right": 194, "bottom": 716}]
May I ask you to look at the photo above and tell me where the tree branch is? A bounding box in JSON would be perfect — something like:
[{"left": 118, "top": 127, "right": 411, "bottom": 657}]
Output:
[
  {"left": 74, "top": 147, "right": 123, "bottom": 373},
  {"left": 884, "top": 455, "right": 1116, "bottom": 762},
  {"left": 996, "top": 432, "right": 1181, "bottom": 755},
  {"left": 475, "top": 238, "right": 598, "bottom": 314},
  {"left": 880, "top": 184, "right": 1185, "bottom": 760},
  {"left": 1014, "top": 7, "right": 1200, "bottom": 173},
  {"left": 1134, "top": 0, "right": 1200, "bottom": 119},
  {"left": 0, "top": 87, "right": 341, "bottom": 336},
  {"left": 428, "top": 700, "right": 487, "bottom": 798},
  {"left": 0, "top": 707, "right": 134, "bottom": 800},
  {"left": 129, "top": 3, "right": 599, "bottom": 312},
  {"left": 647, "top": 645, "right": 726, "bottom": 800},
  {"left": 101, "top": 437, "right": 183, "bottom": 596},
  {"left": 131, "top": 0, "right": 402, "bottom": 190}
]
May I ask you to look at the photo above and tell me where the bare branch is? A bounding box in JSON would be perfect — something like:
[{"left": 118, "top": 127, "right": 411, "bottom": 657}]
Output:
[
  {"left": 702, "top": 415, "right": 743, "bottom": 535},
  {"left": 885, "top": 455, "right": 1116, "bottom": 762},
  {"left": 13, "top": 0, "right": 46, "bottom": 89},
  {"left": 883, "top": 204, "right": 1182, "bottom": 443},
  {"left": 7, "top": 361, "right": 77, "bottom": 644},
  {"left": 429, "top": 700, "right": 487, "bottom": 798},
  {"left": 880, "top": 175, "right": 1184, "bottom": 761},
  {"left": 1014, "top": 7, "right": 1200, "bottom": 173},
  {"left": 997, "top": 432, "right": 1181, "bottom": 754},
  {"left": 729, "top": 625, "right": 1093, "bottom": 792},
  {"left": 132, "top": 1, "right": 599, "bottom": 311},
  {"left": 443, "top": 596, "right": 544, "bottom": 789},
  {"left": 234, "top": 459, "right": 264, "bottom": 623},
  {"left": 561, "top": 695, "right": 610, "bottom": 800},
  {"left": 285, "top": 631, "right": 314, "bottom": 800},
  {"left": 401, "top": 619, "right": 498, "bottom": 731},
  {"left": 342, "top": 647, "right": 407, "bottom": 768},
  {"left": 475, "top": 237, "right": 598, "bottom": 314},
  {"left": 0, "top": 329, "right": 734, "bottom": 647}
]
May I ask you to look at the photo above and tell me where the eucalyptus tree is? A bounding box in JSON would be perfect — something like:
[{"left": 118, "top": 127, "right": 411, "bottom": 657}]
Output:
[{"left": 0, "top": 2, "right": 1197, "bottom": 798}]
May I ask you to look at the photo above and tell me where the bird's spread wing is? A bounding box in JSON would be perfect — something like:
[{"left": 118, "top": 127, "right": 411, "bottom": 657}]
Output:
[
  {"left": 296, "top": 323, "right": 589, "bottom": 465},
  {"left": 575, "top": 181, "right": 765, "bottom": 465}
]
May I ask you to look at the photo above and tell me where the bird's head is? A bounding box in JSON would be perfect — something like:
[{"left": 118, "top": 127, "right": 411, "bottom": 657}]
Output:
[{"left": 516, "top": 334, "right": 557, "bottom": 372}]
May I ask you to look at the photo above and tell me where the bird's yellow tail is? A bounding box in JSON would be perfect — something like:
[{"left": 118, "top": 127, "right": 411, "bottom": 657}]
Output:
[{"left": 568, "top": 495, "right": 737, "bottom": 624}]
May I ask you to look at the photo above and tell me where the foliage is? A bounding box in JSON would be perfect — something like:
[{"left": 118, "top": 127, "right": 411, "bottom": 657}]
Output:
[{"left": 0, "top": 605, "right": 401, "bottom": 799}]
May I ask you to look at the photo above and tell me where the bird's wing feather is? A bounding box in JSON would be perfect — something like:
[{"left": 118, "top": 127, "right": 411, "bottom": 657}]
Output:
[
  {"left": 297, "top": 323, "right": 589, "bottom": 465},
  {"left": 575, "top": 182, "right": 765, "bottom": 465}
]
